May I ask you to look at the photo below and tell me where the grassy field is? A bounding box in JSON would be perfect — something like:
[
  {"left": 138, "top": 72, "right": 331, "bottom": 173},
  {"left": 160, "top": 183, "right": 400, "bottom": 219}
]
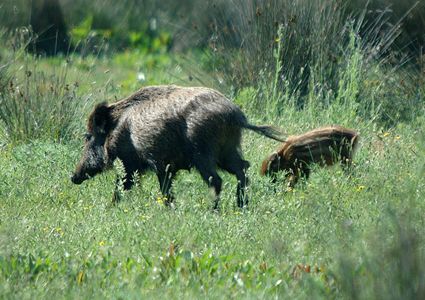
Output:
[
  {"left": 1, "top": 53, "right": 424, "bottom": 298},
  {"left": 1, "top": 5, "right": 425, "bottom": 298},
  {"left": 1, "top": 122, "right": 424, "bottom": 299}
]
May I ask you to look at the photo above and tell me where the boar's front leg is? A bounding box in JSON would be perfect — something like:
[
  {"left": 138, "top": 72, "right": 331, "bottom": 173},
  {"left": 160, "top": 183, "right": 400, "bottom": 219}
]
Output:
[
  {"left": 121, "top": 169, "right": 136, "bottom": 190},
  {"left": 112, "top": 168, "right": 137, "bottom": 203},
  {"left": 116, "top": 161, "right": 138, "bottom": 191}
]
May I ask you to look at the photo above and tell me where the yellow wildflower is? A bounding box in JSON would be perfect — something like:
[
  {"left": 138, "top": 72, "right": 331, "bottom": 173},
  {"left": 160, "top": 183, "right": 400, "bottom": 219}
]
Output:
[
  {"left": 156, "top": 197, "right": 164, "bottom": 205},
  {"left": 356, "top": 185, "right": 366, "bottom": 192},
  {"left": 140, "top": 215, "right": 151, "bottom": 221},
  {"left": 157, "top": 196, "right": 169, "bottom": 205}
]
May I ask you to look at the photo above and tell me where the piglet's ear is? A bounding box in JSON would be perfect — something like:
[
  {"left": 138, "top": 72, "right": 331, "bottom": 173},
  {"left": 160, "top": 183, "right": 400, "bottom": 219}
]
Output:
[
  {"left": 268, "top": 152, "right": 281, "bottom": 169},
  {"left": 89, "top": 102, "right": 112, "bottom": 135},
  {"left": 261, "top": 152, "right": 278, "bottom": 176}
]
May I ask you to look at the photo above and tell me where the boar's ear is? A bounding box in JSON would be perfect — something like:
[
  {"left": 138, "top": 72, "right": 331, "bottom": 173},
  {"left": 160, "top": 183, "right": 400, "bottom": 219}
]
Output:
[{"left": 89, "top": 102, "right": 112, "bottom": 135}]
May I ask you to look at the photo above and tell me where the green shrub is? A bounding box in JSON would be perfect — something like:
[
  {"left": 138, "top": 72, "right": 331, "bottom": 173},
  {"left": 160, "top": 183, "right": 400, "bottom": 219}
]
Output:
[
  {"left": 205, "top": 0, "right": 424, "bottom": 126},
  {"left": 69, "top": 13, "right": 172, "bottom": 55}
]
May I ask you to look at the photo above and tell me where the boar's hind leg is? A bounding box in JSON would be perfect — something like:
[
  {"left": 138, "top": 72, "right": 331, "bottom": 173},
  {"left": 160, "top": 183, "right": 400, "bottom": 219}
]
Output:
[
  {"left": 219, "top": 153, "right": 250, "bottom": 208},
  {"left": 194, "top": 155, "right": 223, "bottom": 210},
  {"left": 157, "top": 167, "right": 176, "bottom": 206}
]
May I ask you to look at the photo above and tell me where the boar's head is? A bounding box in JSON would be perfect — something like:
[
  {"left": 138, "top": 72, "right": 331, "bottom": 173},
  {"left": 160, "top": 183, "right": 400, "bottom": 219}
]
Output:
[{"left": 71, "top": 102, "right": 113, "bottom": 184}]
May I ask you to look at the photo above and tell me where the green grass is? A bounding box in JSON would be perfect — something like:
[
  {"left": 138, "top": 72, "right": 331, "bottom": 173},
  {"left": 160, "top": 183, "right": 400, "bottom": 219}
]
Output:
[
  {"left": 1, "top": 104, "right": 424, "bottom": 298},
  {"left": 1, "top": 10, "right": 425, "bottom": 297}
]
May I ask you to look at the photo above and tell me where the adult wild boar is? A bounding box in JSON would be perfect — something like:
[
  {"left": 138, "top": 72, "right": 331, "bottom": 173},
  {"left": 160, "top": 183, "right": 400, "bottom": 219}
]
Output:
[
  {"left": 71, "top": 85, "right": 285, "bottom": 208},
  {"left": 260, "top": 125, "right": 359, "bottom": 187}
]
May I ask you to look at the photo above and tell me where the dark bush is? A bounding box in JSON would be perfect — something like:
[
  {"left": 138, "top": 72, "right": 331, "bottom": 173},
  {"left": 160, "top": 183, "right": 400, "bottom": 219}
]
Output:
[{"left": 29, "top": 0, "right": 70, "bottom": 55}]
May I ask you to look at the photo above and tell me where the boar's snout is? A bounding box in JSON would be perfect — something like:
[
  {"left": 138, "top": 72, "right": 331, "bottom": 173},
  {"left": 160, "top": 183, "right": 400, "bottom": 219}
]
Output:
[{"left": 71, "top": 172, "right": 87, "bottom": 185}]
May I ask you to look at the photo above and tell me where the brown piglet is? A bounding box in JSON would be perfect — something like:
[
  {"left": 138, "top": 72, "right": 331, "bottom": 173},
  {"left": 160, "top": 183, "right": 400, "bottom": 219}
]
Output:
[{"left": 260, "top": 126, "right": 359, "bottom": 187}]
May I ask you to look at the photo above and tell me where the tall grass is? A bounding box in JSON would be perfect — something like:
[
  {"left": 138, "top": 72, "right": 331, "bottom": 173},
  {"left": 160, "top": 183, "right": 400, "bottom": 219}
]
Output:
[
  {"left": 0, "top": 99, "right": 424, "bottom": 298},
  {"left": 2, "top": 1, "right": 424, "bottom": 59},
  {"left": 336, "top": 213, "right": 425, "bottom": 299},
  {"left": 202, "top": 0, "right": 424, "bottom": 126},
  {"left": 1, "top": 1, "right": 423, "bottom": 128},
  {"left": 207, "top": 0, "right": 345, "bottom": 91},
  {"left": 0, "top": 31, "right": 93, "bottom": 143}
]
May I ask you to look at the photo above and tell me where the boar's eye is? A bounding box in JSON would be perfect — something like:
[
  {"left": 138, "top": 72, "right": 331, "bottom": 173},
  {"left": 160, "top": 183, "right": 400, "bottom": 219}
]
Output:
[{"left": 84, "top": 133, "right": 92, "bottom": 141}]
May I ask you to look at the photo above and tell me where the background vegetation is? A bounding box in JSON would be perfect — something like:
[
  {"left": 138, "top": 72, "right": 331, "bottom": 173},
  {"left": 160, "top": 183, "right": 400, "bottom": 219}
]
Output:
[{"left": 0, "top": 0, "right": 424, "bottom": 298}]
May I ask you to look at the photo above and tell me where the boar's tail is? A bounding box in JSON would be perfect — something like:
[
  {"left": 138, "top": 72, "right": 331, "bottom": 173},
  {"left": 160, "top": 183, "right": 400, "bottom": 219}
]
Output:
[{"left": 244, "top": 124, "right": 287, "bottom": 142}]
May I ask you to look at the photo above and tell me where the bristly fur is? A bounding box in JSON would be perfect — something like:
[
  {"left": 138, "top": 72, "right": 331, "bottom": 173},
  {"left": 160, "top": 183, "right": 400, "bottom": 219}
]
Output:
[
  {"left": 260, "top": 125, "right": 359, "bottom": 186},
  {"left": 73, "top": 85, "right": 286, "bottom": 208}
]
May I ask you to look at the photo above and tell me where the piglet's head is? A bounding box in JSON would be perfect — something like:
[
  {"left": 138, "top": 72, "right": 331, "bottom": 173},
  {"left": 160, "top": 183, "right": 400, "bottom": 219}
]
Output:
[{"left": 260, "top": 152, "right": 282, "bottom": 177}]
